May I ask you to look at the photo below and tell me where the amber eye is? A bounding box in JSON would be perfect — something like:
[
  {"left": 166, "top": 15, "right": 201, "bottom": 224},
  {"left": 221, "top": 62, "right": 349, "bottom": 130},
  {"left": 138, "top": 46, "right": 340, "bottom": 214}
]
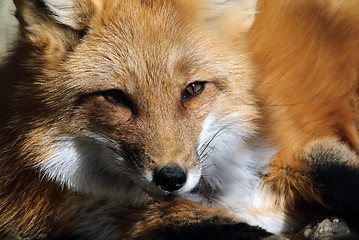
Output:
[
  {"left": 101, "top": 89, "right": 132, "bottom": 108},
  {"left": 182, "top": 82, "right": 205, "bottom": 103}
]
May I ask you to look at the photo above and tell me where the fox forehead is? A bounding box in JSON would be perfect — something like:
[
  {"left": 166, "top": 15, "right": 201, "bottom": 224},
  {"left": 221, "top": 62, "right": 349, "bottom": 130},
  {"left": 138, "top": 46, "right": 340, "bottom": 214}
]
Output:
[
  {"left": 30, "top": 0, "right": 256, "bottom": 132},
  {"left": 62, "top": 1, "right": 225, "bottom": 94}
]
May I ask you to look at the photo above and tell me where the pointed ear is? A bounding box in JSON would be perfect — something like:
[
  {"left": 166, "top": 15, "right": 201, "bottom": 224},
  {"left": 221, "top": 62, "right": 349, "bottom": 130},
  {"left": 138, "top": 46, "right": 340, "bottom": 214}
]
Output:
[
  {"left": 40, "top": 0, "right": 104, "bottom": 30},
  {"left": 202, "top": 0, "right": 258, "bottom": 33},
  {"left": 14, "top": 0, "right": 102, "bottom": 30},
  {"left": 13, "top": 0, "right": 103, "bottom": 58}
]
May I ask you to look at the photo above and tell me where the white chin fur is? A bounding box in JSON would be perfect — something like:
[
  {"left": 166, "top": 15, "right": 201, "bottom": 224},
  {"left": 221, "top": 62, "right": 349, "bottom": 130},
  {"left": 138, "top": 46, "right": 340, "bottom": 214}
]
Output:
[{"left": 177, "top": 166, "right": 202, "bottom": 195}]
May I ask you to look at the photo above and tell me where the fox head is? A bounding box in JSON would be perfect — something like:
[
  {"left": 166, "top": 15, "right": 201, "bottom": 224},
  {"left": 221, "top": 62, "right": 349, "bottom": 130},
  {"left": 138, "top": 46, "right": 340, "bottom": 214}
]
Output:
[{"left": 6, "top": 0, "right": 259, "bottom": 202}]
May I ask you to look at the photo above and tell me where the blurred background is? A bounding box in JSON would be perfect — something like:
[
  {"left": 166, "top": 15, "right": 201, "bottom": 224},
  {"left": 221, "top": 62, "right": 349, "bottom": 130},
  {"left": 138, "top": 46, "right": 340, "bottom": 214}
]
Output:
[{"left": 0, "top": 0, "right": 18, "bottom": 60}]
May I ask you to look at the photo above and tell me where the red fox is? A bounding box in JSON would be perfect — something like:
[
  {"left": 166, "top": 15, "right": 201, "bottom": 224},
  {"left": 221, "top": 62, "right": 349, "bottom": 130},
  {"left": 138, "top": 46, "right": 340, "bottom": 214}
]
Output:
[{"left": 0, "top": 0, "right": 359, "bottom": 239}]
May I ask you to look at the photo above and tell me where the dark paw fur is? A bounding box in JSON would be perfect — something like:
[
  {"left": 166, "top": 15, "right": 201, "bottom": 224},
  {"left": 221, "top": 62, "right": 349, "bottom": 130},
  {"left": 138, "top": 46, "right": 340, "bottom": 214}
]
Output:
[{"left": 159, "top": 222, "right": 284, "bottom": 240}]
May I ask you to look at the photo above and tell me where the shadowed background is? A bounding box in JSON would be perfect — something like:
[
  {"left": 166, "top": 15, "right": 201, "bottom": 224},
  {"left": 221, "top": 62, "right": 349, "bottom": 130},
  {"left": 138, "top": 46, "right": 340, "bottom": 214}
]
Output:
[{"left": 0, "top": 0, "right": 17, "bottom": 60}]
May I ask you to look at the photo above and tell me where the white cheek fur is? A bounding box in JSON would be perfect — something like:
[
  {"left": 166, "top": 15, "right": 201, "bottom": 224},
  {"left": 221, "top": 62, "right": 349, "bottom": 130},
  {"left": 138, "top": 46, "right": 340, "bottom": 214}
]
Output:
[
  {"left": 38, "top": 134, "right": 201, "bottom": 202},
  {"left": 190, "top": 113, "right": 286, "bottom": 234},
  {"left": 197, "top": 113, "right": 263, "bottom": 192},
  {"left": 38, "top": 114, "right": 285, "bottom": 234},
  {"left": 38, "top": 137, "right": 150, "bottom": 205}
]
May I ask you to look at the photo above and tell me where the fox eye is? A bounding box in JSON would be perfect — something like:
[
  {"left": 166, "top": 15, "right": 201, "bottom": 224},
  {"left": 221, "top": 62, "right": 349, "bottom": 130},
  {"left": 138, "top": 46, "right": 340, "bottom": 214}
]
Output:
[
  {"left": 101, "top": 89, "right": 132, "bottom": 108},
  {"left": 182, "top": 82, "right": 205, "bottom": 103}
]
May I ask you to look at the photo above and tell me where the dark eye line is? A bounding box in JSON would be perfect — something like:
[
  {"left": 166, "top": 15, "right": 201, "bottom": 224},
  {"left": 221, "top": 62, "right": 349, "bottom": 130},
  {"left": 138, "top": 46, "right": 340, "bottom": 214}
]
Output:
[{"left": 101, "top": 89, "right": 133, "bottom": 109}]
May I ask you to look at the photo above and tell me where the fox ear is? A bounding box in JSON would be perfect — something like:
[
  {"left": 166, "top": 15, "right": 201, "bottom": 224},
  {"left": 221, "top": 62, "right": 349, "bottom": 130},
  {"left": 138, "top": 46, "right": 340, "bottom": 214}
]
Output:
[
  {"left": 41, "top": 0, "right": 104, "bottom": 30},
  {"left": 202, "top": 0, "right": 258, "bottom": 33},
  {"left": 13, "top": 0, "right": 102, "bottom": 57},
  {"left": 14, "top": 0, "right": 102, "bottom": 30}
]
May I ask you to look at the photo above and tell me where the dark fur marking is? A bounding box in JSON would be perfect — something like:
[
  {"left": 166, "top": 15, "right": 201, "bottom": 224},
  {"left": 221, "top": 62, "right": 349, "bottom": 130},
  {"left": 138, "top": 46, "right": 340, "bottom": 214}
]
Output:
[
  {"left": 158, "top": 222, "right": 275, "bottom": 240},
  {"left": 311, "top": 160, "right": 359, "bottom": 226}
]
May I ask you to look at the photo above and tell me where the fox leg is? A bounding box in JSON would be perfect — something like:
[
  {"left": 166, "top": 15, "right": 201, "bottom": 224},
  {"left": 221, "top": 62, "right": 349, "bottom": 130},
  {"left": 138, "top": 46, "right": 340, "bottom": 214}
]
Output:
[
  {"left": 121, "top": 200, "right": 282, "bottom": 240},
  {"left": 51, "top": 198, "right": 282, "bottom": 240}
]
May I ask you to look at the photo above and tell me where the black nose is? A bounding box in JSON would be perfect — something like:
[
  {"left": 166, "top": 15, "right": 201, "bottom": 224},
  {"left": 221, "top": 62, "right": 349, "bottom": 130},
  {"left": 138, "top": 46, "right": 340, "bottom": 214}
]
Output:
[{"left": 153, "top": 166, "right": 187, "bottom": 192}]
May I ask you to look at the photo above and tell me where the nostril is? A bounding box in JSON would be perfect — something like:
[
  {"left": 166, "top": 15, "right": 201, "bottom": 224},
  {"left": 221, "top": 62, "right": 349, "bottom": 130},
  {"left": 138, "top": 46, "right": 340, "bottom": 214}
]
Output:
[{"left": 153, "top": 166, "right": 187, "bottom": 192}]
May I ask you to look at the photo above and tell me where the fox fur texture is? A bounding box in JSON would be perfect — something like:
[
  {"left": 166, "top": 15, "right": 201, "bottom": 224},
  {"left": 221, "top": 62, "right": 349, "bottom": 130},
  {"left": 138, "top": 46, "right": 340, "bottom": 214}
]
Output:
[{"left": 1, "top": 0, "right": 359, "bottom": 239}]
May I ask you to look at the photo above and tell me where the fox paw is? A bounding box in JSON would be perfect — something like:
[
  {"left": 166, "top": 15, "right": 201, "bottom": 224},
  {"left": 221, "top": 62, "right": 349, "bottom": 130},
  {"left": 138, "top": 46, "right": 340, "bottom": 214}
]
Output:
[{"left": 303, "top": 217, "right": 351, "bottom": 240}]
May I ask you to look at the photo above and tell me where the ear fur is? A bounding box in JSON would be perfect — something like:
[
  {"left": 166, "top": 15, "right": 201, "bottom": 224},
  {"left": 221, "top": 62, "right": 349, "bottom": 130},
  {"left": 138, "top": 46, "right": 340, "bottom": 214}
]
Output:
[
  {"left": 41, "top": 0, "right": 103, "bottom": 30},
  {"left": 13, "top": 0, "right": 102, "bottom": 56},
  {"left": 14, "top": 0, "right": 101, "bottom": 30},
  {"left": 202, "top": 0, "right": 258, "bottom": 32}
]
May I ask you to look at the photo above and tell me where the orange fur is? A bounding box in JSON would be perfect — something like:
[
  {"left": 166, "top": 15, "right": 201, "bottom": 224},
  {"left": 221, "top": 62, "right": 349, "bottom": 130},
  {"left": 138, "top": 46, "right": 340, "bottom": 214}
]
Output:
[
  {"left": 249, "top": 0, "right": 359, "bottom": 221},
  {"left": 2, "top": 0, "right": 359, "bottom": 238}
]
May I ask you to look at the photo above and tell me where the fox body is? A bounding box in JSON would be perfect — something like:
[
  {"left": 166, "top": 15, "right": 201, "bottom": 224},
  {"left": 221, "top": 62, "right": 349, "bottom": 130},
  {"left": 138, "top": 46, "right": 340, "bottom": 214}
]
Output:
[
  {"left": 1, "top": 0, "right": 359, "bottom": 239},
  {"left": 249, "top": 0, "right": 359, "bottom": 229}
]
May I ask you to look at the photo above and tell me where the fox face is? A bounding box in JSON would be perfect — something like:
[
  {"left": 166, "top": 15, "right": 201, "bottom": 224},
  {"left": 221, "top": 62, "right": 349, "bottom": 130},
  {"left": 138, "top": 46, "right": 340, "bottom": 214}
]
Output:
[{"left": 5, "top": 0, "right": 261, "bottom": 204}]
